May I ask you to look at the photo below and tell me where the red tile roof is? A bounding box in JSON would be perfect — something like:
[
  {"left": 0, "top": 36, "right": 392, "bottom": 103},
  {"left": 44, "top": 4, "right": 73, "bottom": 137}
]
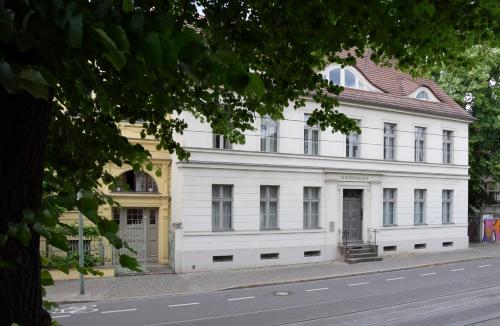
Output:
[{"left": 335, "top": 50, "right": 474, "bottom": 122}]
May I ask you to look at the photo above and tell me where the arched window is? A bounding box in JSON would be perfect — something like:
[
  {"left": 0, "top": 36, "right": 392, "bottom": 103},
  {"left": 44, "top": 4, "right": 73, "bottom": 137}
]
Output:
[
  {"left": 416, "top": 90, "right": 430, "bottom": 100},
  {"left": 114, "top": 171, "right": 158, "bottom": 193},
  {"left": 327, "top": 67, "right": 370, "bottom": 90}
]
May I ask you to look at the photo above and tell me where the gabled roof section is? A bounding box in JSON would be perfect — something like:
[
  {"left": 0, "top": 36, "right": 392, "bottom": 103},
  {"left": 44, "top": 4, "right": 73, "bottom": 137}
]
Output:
[{"left": 334, "top": 50, "right": 474, "bottom": 122}]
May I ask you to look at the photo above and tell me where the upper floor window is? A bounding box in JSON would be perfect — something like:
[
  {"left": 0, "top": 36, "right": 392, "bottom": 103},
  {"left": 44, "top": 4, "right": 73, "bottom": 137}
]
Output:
[
  {"left": 414, "top": 127, "right": 426, "bottom": 162},
  {"left": 261, "top": 116, "right": 278, "bottom": 153},
  {"left": 383, "top": 123, "right": 397, "bottom": 160},
  {"left": 304, "top": 114, "right": 319, "bottom": 156},
  {"left": 442, "top": 130, "right": 453, "bottom": 164},
  {"left": 410, "top": 87, "right": 440, "bottom": 102},
  {"left": 114, "top": 171, "right": 158, "bottom": 193},
  {"left": 213, "top": 134, "right": 231, "bottom": 150},
  {"left": 416, "top": 90, "right": 430, "bottom": 100},
  {"left": 328, "top": 67, "right": 368, "bottom": 90},
  {"left": 346, "top": 120, "right": 361, "bottom": 158}
]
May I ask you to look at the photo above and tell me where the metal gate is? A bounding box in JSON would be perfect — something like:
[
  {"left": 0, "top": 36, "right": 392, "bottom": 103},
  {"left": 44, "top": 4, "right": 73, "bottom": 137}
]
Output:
[
  {"left": 113, "top": 217, "right": 147, "bottom": 275},
  {"left": 168, "top": 223, "right": 175, "bottom": 271}
]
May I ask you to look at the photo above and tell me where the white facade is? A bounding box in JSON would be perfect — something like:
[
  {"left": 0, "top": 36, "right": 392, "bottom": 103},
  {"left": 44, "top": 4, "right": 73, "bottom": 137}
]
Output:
[{"left": 170, "top": 94, "right": 471, "bottom": 273}]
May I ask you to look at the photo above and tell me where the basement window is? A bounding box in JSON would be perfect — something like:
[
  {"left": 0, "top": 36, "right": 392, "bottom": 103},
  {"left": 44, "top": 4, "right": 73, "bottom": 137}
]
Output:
[
  {"left": 304, "top": 250, "right": 321, "bottom": 257},
  {"left": 212, "top": 255, "right": 233, "bottom": 262},
  {"left": 414, "top": 243, "right": 427, "bottom": 249},
  {"left": 383, "top": 245, "right": 397, "bottom": 252},
  {"left": 260, "top": 253, "right": 279, "bottom": 260},
  {"left": 442, "top": 241, "right": 454, "bottom": 247}
]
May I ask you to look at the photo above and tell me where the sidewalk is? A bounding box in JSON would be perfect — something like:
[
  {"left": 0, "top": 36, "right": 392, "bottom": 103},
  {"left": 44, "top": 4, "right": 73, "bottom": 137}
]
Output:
[{"left": 46, "top": 242, "right": 500, "bottom": 303}]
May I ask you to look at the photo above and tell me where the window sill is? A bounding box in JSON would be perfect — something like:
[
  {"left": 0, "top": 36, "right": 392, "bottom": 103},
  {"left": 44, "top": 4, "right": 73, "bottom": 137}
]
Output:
[
  {"left": 442, "top": 222, "right": 454, "bottom": 225},
  {"left": 260, "top": 228, "right": 281, "bottom": 231},
  {"left": 304, "top": 227, "right": 322, "bottom": 230},
  {"left": 212, "top": 228, "right": 234, "bottom": 232},
  {"left": 414, "top": 223, "right": 427, "bottom": 226},
  {"left": 383, "top": 224, "right": 398, "bottom": 227}
]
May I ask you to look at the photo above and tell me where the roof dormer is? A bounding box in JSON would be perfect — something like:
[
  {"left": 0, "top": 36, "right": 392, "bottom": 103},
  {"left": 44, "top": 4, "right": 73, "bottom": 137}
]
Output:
[
  {"left": 409, "top": 86, "right": 440, "bottom": 102},
  {"left": 323, "top": 64, "right": 382, "bottom": 92}
]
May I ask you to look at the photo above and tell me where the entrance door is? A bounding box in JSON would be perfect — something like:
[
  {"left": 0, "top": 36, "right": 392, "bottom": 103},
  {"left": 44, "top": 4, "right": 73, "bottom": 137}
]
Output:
[
  {"left": 343, "top": 189, "right": 363, "bottom": 243},
  {"left": 147, "top": 208, "right": 158, "bottom": 263}
]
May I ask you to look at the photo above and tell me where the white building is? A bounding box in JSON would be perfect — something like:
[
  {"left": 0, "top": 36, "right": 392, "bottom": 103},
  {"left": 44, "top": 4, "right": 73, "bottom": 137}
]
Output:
[{"left": 170, "top": 53, "right": 474, "bottom": 273}]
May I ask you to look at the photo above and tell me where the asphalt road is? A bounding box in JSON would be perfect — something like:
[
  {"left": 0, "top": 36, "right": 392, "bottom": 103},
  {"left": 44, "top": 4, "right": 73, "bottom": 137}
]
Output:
[{"left": 52, "top": 257, "right": 500, "bottom": 326}]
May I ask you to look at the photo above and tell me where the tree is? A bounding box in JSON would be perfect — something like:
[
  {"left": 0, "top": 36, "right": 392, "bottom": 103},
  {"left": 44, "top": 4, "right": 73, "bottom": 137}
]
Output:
[
  {"left": 435, "top": 46, "right": 500, "bottom": 214},
  {"left": 1, "top": 1, "right": 499, "bottom": 324}
]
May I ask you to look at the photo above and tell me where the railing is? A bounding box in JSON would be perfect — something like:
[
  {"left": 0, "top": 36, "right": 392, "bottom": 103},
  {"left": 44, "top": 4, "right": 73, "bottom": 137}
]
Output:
[{"left": 367, "top": 228, "right": 378, "bottom": 247}]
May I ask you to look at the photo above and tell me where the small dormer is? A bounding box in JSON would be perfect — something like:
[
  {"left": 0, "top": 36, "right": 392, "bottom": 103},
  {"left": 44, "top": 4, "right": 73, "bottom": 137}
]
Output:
[
  {"left": 324, "top": 64, "right": 382, "bottom": 92},
  {"left": 409, "top": 86, "right": 440, "bottom": 102}
]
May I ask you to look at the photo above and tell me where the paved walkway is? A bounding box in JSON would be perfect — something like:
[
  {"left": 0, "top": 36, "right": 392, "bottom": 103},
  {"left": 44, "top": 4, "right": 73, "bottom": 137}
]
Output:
[{"left": 46, "top": 242, "right": 500, "bottom": 303}]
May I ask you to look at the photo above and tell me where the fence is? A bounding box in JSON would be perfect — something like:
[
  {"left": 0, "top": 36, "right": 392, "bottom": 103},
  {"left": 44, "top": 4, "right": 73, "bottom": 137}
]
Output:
[{"left": 40, "top": 237, "right": 114, "bottom": 268}]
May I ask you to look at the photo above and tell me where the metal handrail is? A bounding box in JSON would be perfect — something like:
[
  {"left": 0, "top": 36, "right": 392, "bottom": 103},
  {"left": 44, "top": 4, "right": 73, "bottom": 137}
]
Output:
[
  {"left": 337, "top": 229, "right": 348, "bottom": 247},
  {"left": 367, "top": 228, "right": 378, "bottom": 247}
]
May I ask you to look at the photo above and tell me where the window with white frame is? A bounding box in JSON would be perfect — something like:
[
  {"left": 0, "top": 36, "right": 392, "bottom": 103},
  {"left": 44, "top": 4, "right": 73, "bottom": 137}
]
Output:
[
  {"left": 346, "top": 120, "right": 360, "bottom": 158},
  {"left": 414, "top": 127, "right": 426, "bottom": 162},
  {"left": 384, "top": 123, "right": 397, "bottom": 160},
  {"left": 442, "top": 130, "right": 453, "bottom": 164},
  {"left": 303, "top": 187, "right": 320, "bottom": 229},
  {"left": 260, "top": 186, "right": 279, "bottom": 229},
  {"left": 212, "top": 185, "right": 233, "bottom": 231},
  {"left": 304, "top": 114, "right": 319, "bottom": 155},
  {"left": 414, "top": 189, "right": 426, "bottom": 225},
  {"left": 261, "top": 116, "right": 278, "bottom": 153},
  {"left": 328, "top": 67, "right": 369, "bottom": 90},
  {"left": 442, "top": 190, "right": 453, "bottom": 223},
  {"left": 213, "top": 134, "right": 231, "bottom": 149},
  {"left": 383, "top": 189, "right": 396, "bottom": 225}
]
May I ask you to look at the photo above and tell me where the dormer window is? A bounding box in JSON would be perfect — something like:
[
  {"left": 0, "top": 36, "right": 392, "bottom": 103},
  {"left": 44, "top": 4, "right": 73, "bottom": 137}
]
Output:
[
  {"left": 416, "top": 90, "right": 430, "bottom": 100},
  {"left": 326, "top": 66, "right": 378, "bottom": 92},
  {"left": 114, "top": 171, "right": 158, "bottom": 193}
]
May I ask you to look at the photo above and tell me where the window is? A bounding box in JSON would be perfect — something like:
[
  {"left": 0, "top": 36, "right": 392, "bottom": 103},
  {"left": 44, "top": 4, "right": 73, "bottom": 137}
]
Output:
[
  {"left": 414, "top": 243, "right": 427, "bottom": 249},
  {"left": 414, "top": 127, "right": 426, "bottom": 162},
  {"left": 414, "top": 189, "right": 426, "bottom": 224},
  {"left": 327, "top": 67, "right": 368, "bottom": 90},
  {"left": 303, "top": 187, "right": 320, "bottom": 229},
  {"left": 212, "top": 185, "right": 233, "bottom": 231},
  {"left": 115, "top": 171, "right": 158, "bottom": 192},
  {"left": 304, "top": 250, "right": 321, "bottom": 257},
  {"left": 416, "top": 90, "right": 430, "bottom": 100},
  {"left": 67, "top": 240, "right": 91, "bottom": 255},
  {"left": 383, "top": 123, "right": 397, "bottom": 160},
  {"left": 260, "top": 253, "right": 279, "bottom": 260},
  {"left": 304, "top": 114, "right": 319, "bottom": 155},
  {"left": 261, "top": 116, "right": 278, "bottom": 152},
  {"left": 112, "top": 207, "right": 120, "bottom": 225},
  {"left": 213, "top": 134, "right": 231, "bottom": 149},
  {"left": 442, "top": 190, "right": 453, "bottom": 223},
  {"left": 127, "top": 208, "right": 143, "bottom": 224},
  {"left": 383, "top": 189, "right": 396, "bottom": 225},
  {"left": 213, "top": 255, "right": 233, "bottom": 262},
  {"left": 260, "top": 186, "right": 279, "bottom": 229},
  {"left": 149, "top": 209, "right": 156, "bottom": 225},
  {"left": 346, "top": 120, "right": 360, "bottom": 158},
  {"left": 486, "top": 182, "right": 500, "bottom": 207},
  {"left": 442, "top": 130, "right": 453, "bottom": 164},
  {"left": 383, "top": 246, "right": 397, "bottom": 252}
]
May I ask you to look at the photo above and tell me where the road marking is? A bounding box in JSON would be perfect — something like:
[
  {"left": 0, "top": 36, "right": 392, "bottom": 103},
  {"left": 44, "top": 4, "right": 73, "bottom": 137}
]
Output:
[
  {"left": 101, "top": 308, "right": 137, "bottom": 314},
  {"left": 227, "top": 296, "right": 255, "bottom": 301},
  {"left": 168, "top": 302, "right": 200, "bottom": 308},
  {"left": 305, "top": 287, "right": 329, "bottom": 292},
  {"left": 52, "top": 315, "right": 70, "bottom": 318},
  {"left": 477, "top": 264, "right": 492, "bottom": 268},
  {"left": 420, "top": 272, "right": 437, "bottom": 276},
  {"left": 348, "top": 282, "right": 370, "bottom": 286},
  {"left": 386, "top": 277, "right": 405, "bottom": 281},
  {"left": 450, "top": 268, "right": 465, "bottom": 272}
]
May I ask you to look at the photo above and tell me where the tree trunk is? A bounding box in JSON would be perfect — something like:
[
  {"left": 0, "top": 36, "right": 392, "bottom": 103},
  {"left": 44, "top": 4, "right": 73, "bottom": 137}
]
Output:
[{"left": 0, "top": 87, "right": 53, "bottom": 326}]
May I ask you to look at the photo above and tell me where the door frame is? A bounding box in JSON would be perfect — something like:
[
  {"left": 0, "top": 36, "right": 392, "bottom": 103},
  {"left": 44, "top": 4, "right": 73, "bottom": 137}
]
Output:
[
  {"left": 338, "top": 185, "right": 370, "bottom": 244},
  {"left": 342, "top": 189, "right": 363, "bottom": 243}
]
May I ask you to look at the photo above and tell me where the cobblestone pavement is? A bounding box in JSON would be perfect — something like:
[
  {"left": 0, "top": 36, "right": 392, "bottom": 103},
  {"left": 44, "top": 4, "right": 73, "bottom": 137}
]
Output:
[{"left": 46, "top": 242, "right": 500, "bottom": 303}]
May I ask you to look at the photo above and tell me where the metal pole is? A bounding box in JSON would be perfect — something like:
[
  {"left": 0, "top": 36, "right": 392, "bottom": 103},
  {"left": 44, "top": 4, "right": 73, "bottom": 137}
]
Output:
[{"left": 77, "top": 191, "right": 85, "bottom": 295}]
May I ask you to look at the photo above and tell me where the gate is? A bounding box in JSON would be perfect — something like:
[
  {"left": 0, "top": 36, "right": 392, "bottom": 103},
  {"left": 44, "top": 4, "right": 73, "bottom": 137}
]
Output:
[
  {"left": 113, "top": 217, "right": 147, "bottom": 275},
  {"left": 168, "top": 223, "right": 175, "bottom": 271}
]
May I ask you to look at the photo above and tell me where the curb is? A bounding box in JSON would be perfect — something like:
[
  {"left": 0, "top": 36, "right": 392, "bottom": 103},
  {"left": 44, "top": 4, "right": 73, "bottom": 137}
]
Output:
[{"left": 219, "top": 255, "right": 495, "bottom": 291}]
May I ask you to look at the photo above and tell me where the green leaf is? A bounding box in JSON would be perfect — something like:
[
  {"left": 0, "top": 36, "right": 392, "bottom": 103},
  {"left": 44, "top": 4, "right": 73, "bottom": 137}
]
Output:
[
  {"left": 41, "top": 270, "right": 54, "bottom": 286},
  {"left": 48, "top": 231, "right": 69, "bottom": 252},
  {"left": 0, "top": 6, "right": 15, "bottom": 43},
  {"left": 8, "top": 223, "right": 31, "bottom": 247},
  {"left": 143, "top": 32, "right": 163, "bottom": 66},
  {"left": 122, "top": 0, "right": 134, "bottom": 12},
  {"left": 145, "top": 162, "right": 153, "bottom": 171},
  {"left": 119, "top": 254, "right": 142, "bottom": 272},
  {"left": 178, "top": 40, "right": 206, "bottom": 66},
  {"left": 22, "top": 209, "right": 35, "bottom": 223},
  {"left": 0, "top": 234, "right": 7, "bottom": 248},
  {"left": 77, "top": 190, "right": 100, "bottom": 221},
  {"left": 245, "top": 73, "right": 265, "bottom": 99},
  {"left": 66, "top": 14, "right": 83, "bottom": 48},
  {"left": 0, "top": 61, "right": 17, "bottom": 93},
  {"left": 227, "top": 65, "right": 250, "bottom": 93},
  {"left": 93, "top": 27, "right": 126, "bottom": 70},
  {"left": 107, "top": 25, "right": 130, "bottom": 52},
  {"left": 16, "top": 68, "right": 51, "bottom": 100}
]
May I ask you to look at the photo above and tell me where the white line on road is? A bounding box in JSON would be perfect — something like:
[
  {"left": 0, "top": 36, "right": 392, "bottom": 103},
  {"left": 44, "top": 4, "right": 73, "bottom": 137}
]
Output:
[
  {"left": 348, "top": 282, "right": 370, "bottom": 286},
  {"left": 477, "top": 264, "right": 492, "bottom": 268},
  {"left": 227, "top": 296, "right": 255, "bottom": 301},
  {"left": 386, "top": 277, "right": 405, "bottom": 281},
  {"left": 101, "top": 308, "right": 137, "bottom": 314},
  {"left": 168, "top": 302, "right": 200, "bottom": 308},
  {"left": 450, "top": 268, "right": 465, "bottom": 272},
  {"left": 420, "top": 272, "right": 437, "bottom": 276},
  {"left": 52, "top": 315, "right": 71, "bottom": 318},
  {"left": 305, "top": 287, "right": 329, "bottom": 292}
]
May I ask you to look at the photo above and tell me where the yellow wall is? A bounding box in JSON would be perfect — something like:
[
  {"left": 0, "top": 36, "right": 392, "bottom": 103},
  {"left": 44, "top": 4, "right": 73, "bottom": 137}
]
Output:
[{"left": 58, "top": 123, "right": 171, "bottom": 265}]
